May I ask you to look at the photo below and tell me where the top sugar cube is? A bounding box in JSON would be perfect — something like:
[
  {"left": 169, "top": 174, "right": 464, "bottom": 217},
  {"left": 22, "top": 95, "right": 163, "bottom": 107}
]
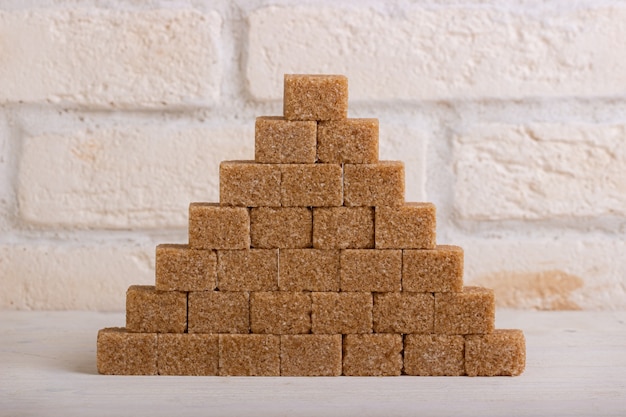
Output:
[{"left": 283, "top": 74, "right": 348, "bottom": 121}]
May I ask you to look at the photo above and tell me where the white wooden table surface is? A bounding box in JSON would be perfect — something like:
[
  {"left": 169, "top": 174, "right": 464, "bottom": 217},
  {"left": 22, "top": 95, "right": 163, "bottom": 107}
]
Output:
[{"left": 1, "top": 310, "right": 625, "bottom": 417}]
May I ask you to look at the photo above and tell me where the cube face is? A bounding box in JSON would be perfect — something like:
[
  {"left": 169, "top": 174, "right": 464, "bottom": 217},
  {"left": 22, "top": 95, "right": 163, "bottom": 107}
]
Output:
[
  {"left": 404, "top": 335, "right": 465, "bottom": 376},
  {"left": 343, "top": 334, "right": 403, "bottom": 376},
  {"left": 250, "top": 292, "right": 312, "bottom": 334},
  {"left": 373, "top": 293, "right": 434, "bottom": 334},
  {"left": 280, "top": 335, "right": 342, "bottom": 376},
  {"left": 317, "top": 118, "right": 379, "bottom": 164},
  {"left": 188, "top": 291, "right": 249, "bottom": 334},
  {"left": 341, "top": 249, "right": 402, "bottom": 292},
  {"left": 283, "top": 74, "right": 348, "bottom": 121},
  {"left": 217, "top": 249, "right": 278, "bottom": 291},
  {"left": 313, "top": 207, "right": 374, "bottom": 249},
  {"left": 219, "top": 334, "right": 280, "bottom": 376},
  {"left": 435, "top": 287, "right": 495, "bottom": 335},
  {"left": 343, "top": 161, "right": 405, "bottom": 207},
  {"left": 375, "top": 203, "right": 436, "bottom": 249},
  {"left": 155, "top": 244, "right": 216, "bottom": 292},
  {"left": 157, "top": 334, "right": 219, "bottom": 376},
  {"left": 312, "top": 292, "right": 372, "bottom": 334},
  {"left": 97, "top": 328, "right": 157, "bottom": 375},
  {"left": 126, "top": 286, "right": 187, "bottom": 333},
  {"left": 219, "top": 161, "right": 281, "bottom": 207},
  {"left": 403, "top": 245, "right": 464, "bottom": 292},
  {"left": 279, "top": 249, "right": 340, "bottom": 291},
  {"left": 255, "top": 116, "right": 317, "bottom": 163},
  {"left": 465, "top": 330, "right": 526, "bottom": 376},
  {"left": 189, "top": 203, "right": 250, "bottom": 250},
  {"left": 250, "top": 207, "right": 312, "bottom": 248},
  {"left": 281, "top": 164, "right": 343, "bottom": 207}
]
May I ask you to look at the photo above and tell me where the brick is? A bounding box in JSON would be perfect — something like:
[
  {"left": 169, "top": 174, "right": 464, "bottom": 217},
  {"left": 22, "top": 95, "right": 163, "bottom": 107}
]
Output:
[
  {"left": 465, "top": 329, "right": 526, "bottom": 376},
  {"left": 250, "top": 292, "right": 311, "bottom": 334},
  {"left": 219, "top": 161, "right": 281, "bottom": 207},
  {"left": 279, "top": 249, "right": 340, "bottom": 291},
  {"left": 280, "top": 335, "right": 342, "bottom": 376},
  {"left": 125, "top": 285, "right": 186, "bottom": 333},
  {"left": 403, "top": 245, "right": 464, "bottom": 292},
  {"left": 281, "top": 164, "right": 343, "bottom": 207},
  {"left": 155, "top": 244, "right": 216, "bottom": 292},
  {"left": 373, "top": 293, "right": 434, "bottom": 334},
  {"left": 343, "top": 334, "right": 403, "bottom": 376},
  {"left": 312, "top": 292, "right": 372, "bottom": 334},
  {"left": 340, "top": 249, "right": 401, "bottom": 292},
  {"left": 313, "top": 207, "right": 374, "bottom": 249},
  {"left": 97, "top": 328, "right": 157, "bottom": 375},
  {"left": 250, "top": 207, "right": 312, "bottom": 248},
  {"left": 283, "top": 74, "right": 348, "bottom": 121},
  {"left": 157, "top": 333, "right": 219, "bottom": 376},
  {"left": 189, "top": 203, "right": 250, "bottom": 250},
  {"left": 375, "top": 203, "right": 436, "bottom": 249},
  {"left": 317, "top": 118, "right": 379, "bottom": 164},
  {"left": 217, "top": 249, "right": 278, "bottom": 291},
  {"left": 404, "top": 335, "right": 465, "bottom": 376},
  {"left": 255, "top": 116, "right": 317, "bottom": 163},
  {"left": 435, "top": 287, "right": 495, "bottom": 335},
  {"left": 344, "top": 161, "right": 404, "bottom": 207},
  {"left": 219, "top": 334, "right": 280, "bottom": 376},
  {"left": 188, "top": 291, "right": 249, "bottom": 334}
]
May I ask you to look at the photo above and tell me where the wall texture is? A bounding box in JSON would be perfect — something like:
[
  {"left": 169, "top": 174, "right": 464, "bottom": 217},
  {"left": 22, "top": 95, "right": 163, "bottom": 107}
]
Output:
[{"left": 1, "top": 0, "right": 625, "bottom": 311}]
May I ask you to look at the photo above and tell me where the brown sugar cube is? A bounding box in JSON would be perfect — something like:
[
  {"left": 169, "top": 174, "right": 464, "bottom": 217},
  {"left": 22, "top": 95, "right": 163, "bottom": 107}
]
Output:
[
  {"left": 465, "top": 329, "right": 526, "bottom": 376},
  {"left": 373, "top": 293, "right": 434, "bottom": 334},
  {"left": 403, "top": 245, "right": 464, "bottom": 292},
  {"left": 250, "top": 292, "right": 311, "bottom": 334},
  {"left": 313, "top": 207, "right": 374, "bottom": 249},
  {"left": 281, "top": 164, "right": 343, "bottom": 207},
  {"left": 281, "top": 335, "right": 342, "bottom": 376},
  {"left": 255, "top": 116, "right": 317, "bottom": 163},
  {"left": 125, "top": 285, "right": 186, "bottom": 333},
  {"left": 312, "top": 292, "right": 372, "bottom": 334},
  {"left": 317, "top": 118, "right": 379, "bottom": 164},
  {"left": 97, "top": 328, "right": 157, "bottom": 375},
  {"left": 404, "top": 335, "right": 465, "bottom": 376},
  {"left": 250, "top": 207, "right": 312, "bottom": 248},
  {"left": 155, "top": 244, "right": 216, "bottom": 292},
  {"left": 157, "top": 333, "right": 219, "bottom": 376},
  {"left": 340, "top": 249, "right": 401, "bottom": 292},
  {"left": 217, "top": 249, "right": 278, "bottom": 291},
  {"left": 189, "top": 203, "right": 250, "bottom": 250},
  {"left": 343, "top": 334, "right": 403, "bottom": 376},
  {"left": 375, "top": 203, "right": 436, "bottom": 249},
  {"left": 435, "top": 286, "right": 495, "bottom": 335},
  {"left": 283, "top": 74, "right": 348, "bottom": 121},
  {"left": 219, "top": 334, "right": 280, "bottom": 376},
  {"left": 343, "top": 161, "right": 405, "bottom": 207},
  {"left": 219, "top": 161, "right": 281, "bottom": 207},
  {"left": 188, "top": 291, "right": 249, "bottom": 334},
  {"left": 279, "top": 249, "right": 340, "bottom": 291}
]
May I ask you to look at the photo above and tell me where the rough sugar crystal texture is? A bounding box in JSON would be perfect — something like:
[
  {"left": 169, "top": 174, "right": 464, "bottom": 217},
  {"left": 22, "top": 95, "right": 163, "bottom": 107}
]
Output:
[
  {"left": 343, "top": 334, "right": 403, "bottom": 376},
  {"left": 373, "top": 293, "right": 434, "bottom": 334},
  {"left": 250, "top": 292, "right": 312, "bottom": 334},
  {"left": 125, "top": 285, "right": 186, "bottom": 333},
  {"left": 279, "top": 249, "right": 340, "bottom": 291},
  {"left": 313, "top": 207, "right": 374, "bottom": 249},
  {"left": 155, "top": 244, "right": 216, "bottom": 292},
  {"left": 219, "top": 161, "right": 281, "bottom": 207},
  {"left": 404, "top": 335, "right": 465, "bottom": 376},
  {"left": 188, "top": 291, "right": 249, "bottom": 334},
  {"left": 280, "top": 335, "right": 342, "bottom": 376},
  {"left": 375, "top": 203, "right": 436, "bottom": 249},
  {"left": 312, "top": 292, "right": 372, "bottom": 334},
  {"left": 217, "top": 249, "right": 278, "bottom": 291},
  {"left": 281, "top": 164, "right": 343, "bottom": 207},
  {"left": 283, "top": 74, "right": 348, "bottom": 121},
  {"left": 157, "top": 333, "right": 219, "bottom": 376},
  {"left": 219, "top": 334, "right": 280, "bottom": 376},
  {"left": 97, "top": 328, "right": 157, "bottom": 375},
  {"left": 317, "top": 118, "right": 379, "bottom": 164},
  {"left": 255, "top": 116, "right": 317, "bottom": 163},
  {"left": 189, "top": 203, "right": 250, "bottom": 250},
  {"left": 465, "top": 329, "right": 526, "bottom": 376},
  {"left": 435, "top": 286, "right": 495, "bottom": 335},
  {"left": 340, "top": 249, "right": 402, "bottom": 292},
  {"left": 250, "top": 207, "right": 312, "bottom": 248},
  {"left": 403, "top": 245, "right": 464, "bottom": 292},
  {"left": 343, "top": 161, "right": 405, "bottom": 207}
]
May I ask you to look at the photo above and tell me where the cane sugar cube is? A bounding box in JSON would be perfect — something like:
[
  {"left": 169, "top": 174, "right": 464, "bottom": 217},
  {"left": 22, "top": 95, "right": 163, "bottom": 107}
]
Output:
[
  {"left": 155, "top": 244, "right": 216, "bottom": 292},
  {"left": 250, "top": 207, "right": 312, "bottom": 248},
  {"left": 219, "top": 334, "right": 280, "bottom": 376},
  {"left": 255, "top": 116, "right": 317, "bottom": 163},
  {"left": 280, "top": 335, "right": 342, "bottom": 376},
  {"left": 313, "top": 207, "right": 374, "bottom": 249},
  {"left": 404, "top": 335, "right": 465, "bottom": 376},
  {"left": 435, "top": 286, "right": 495, "bottom": 335},
  {"left": 375, "top": 203, "right": 436, "bottom": 249},
  {"left": 403, "top": 245, "right": 464, "bottom": 292},
  {"left": 373, "top": 293, "right": 434, "bottom": 334},
  {"left": 219, "top": 161, "right": 281, "bottom": 207},
  {"left": 317, "top": 118, "right": 379, "bottom": 164},
  {"left": 188, "top": 291, "right": 249, "bottom": 334},
  {"left": 157, "top": 333, "right": 219, "bottom": 376},
  {"left": 97, "top": 328, "right": 157, "bottom": 375},
  {"left": 281, "top": 164, "right": 343, "bottom": 207},
  {"left": 250, "top": 292, "right": 312, "bottom": 334},
  {"left": 126, "top": 285, "right": 187, "bottom": 333},
  {"left": 189, "top": 203, "right": 250, "bottom": 250},
  {"left": 312, "top": 292, "right": 372, "bottom": 334},
  {"left": 283, "top": 74, "right": 348, "bottom": 121},
  {"left": 343, "top": 334, "right": 403, "bottom": 376},
  {"left": 465, "top": 329, "right": 526, "bottom": 376},
  {"left": 340, "top": 249, "right": 401, "bottom": 292},
  {"left": 279, "top": 249, "right": 340, "bottom": 291},
  {"left": 344, "top": 161, "right": 405, "bottom": 207},
  {"left": 217, "top": 249, "right": 278, "bottom": 291}
]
